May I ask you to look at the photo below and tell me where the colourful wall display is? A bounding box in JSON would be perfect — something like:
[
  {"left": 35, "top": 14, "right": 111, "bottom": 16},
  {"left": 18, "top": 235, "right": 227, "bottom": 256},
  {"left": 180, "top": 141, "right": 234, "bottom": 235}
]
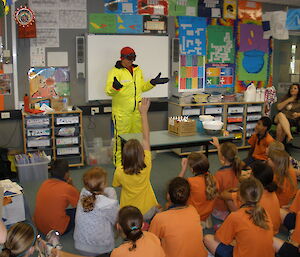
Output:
[
  {"left": 143, "top": 15, "right": 167, "bottom": 34},
  {"left": 223, "top": 0, "right": 237, "bottom": 19},
  {"left": 117, "top": 14, "right": 143, "bottom": 34},
  {"left": 286, "top": 9, "right": 300, "bottom": 30},
  {"left": 138, "top": 0, "right": 168, "bottom": 15},
  {"left": 206, "top": 63, "right": 234, "bottom": 88},
  {"left": 104, "top": 0, "right": 138, "bottom": 14},
  {"left": 89, "top": 13, "right": 117, "bottom": 33},
  {"left": 198, "top": 0, "right": 223, "bottom": 18},
  {"left": 169, "top": 0, "right": 198, "bottom": 16},
  {"left": 238, "top": 0, "right": 262, "bottom": 20}
]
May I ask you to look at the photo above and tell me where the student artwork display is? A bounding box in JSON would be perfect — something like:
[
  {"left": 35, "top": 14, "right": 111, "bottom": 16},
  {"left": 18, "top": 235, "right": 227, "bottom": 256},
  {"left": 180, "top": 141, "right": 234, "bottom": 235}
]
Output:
[
  {"left": 104, "top": 0, "right": 138, "bottom": 14},
  {"left": 262, "top": 11, "right": 289, "bottom": 40},
  {"left": 14, "top": 6, "right": 36, "bottom": 38},
  {"left": 207, "top": 25, "right": 234, "bottom": 63},
  {"left": 223, "top": 0, "right": 236, "bottom": 19},
  {"left": 205, "top": 63, "right": 234, "bottom": 88},
  {"left": 177, "top": 16, "right": 206, "bottom": 55},
  {"left": 117, "top": 14, "right": 143, "bottom": 34},
  {"left": 89, "top": 14, "right": 116, "bottom": 33},
  {"left": 286, "top": 9, "right": 300, "bottom": 30},
  {"left": 238, "top": 0, "right": 262, "bottom": 20},
  {"left": 138, "top": 0, "right": 168, "bottom": 15},
  {"left": 0, "top": 74, "right": 12, "bottom": 95},
  {"left": 179, "top": 55, "right": 205, "bottom": 92},
  {"left": 168, "top": 0, "right": 198, "bottom": 16},
  {"left": 198, "top": 0, "right": 222, "bottom": 18},
  {"left": 29, "top": 67, "right": 70, "bottom": 98},
  {"left": 143, "top": 15, "right": 167, "bottom": 34}
]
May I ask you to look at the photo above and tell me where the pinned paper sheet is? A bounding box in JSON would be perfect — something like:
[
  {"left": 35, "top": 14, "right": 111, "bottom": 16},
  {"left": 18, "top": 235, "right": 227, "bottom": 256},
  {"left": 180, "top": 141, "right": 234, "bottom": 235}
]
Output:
[
  {"left": 30, "top": 46, "right": 45, "bottom": 67},
  {"left": 47, "top": 52, "right": 68, "bottom": 67}
]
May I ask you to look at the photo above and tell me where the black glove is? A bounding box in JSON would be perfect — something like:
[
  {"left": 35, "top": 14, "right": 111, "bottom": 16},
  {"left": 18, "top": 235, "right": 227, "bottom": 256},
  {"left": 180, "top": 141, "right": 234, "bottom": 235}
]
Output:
[
  {"left": 150, "top": 72, "right": 169, "bottom": 85},
  {"left": 113, "top": 77, "right": 123, "bottom": 90}
]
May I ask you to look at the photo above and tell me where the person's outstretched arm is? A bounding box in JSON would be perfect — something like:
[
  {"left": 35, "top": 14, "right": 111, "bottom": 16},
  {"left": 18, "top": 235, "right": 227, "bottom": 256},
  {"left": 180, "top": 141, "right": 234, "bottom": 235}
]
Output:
[
  {"left": 210, "top": 137, "right": 222, "bottom": 164},
  {"left": 139, "top": 98, "right": 150, "bottom": 151},
  {"left": 178, "top": 158, "right": 188, "bottom": 177}
]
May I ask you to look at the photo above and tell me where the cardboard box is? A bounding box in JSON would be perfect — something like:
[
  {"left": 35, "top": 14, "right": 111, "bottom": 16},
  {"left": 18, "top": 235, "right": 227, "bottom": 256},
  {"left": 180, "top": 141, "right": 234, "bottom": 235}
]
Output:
[{"left": 168, "top": 119, "right": 196, "bottom": 136}]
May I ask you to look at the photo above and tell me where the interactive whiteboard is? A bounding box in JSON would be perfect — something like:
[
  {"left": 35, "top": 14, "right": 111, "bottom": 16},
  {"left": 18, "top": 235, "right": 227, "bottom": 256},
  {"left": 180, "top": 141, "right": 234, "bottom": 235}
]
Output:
[{"left": 86, "top": 35, "right": 169, "bottom": 101}]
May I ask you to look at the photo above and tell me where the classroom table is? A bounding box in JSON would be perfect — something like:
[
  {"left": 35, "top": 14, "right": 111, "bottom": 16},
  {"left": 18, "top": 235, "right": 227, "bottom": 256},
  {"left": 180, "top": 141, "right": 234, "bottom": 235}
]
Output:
[{"left": 119, "top": 130, "right": 235, "bottom": 157}]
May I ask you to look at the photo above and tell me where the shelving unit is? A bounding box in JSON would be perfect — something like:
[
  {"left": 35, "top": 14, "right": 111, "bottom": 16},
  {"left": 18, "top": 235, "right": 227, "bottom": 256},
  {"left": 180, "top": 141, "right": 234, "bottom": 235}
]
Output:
[
  {"left": 22, "top": 109, "right": 84, "bottom": 167},
  {"left": 168, "top": 101, "right": 265, "bottom": 155}
]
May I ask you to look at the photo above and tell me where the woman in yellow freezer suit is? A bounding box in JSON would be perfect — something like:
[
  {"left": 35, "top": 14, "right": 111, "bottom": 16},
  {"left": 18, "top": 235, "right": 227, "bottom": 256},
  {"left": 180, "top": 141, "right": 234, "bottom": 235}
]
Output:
[{"left": 105, "top": 47, "right": 169, "bottom": 166}]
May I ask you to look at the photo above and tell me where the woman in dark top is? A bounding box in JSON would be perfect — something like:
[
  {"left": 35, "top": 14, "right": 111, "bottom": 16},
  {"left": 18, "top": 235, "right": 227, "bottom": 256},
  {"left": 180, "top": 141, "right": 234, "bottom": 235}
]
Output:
[{"left": 274, "top": 83, "right": 300, "bottom": 142}]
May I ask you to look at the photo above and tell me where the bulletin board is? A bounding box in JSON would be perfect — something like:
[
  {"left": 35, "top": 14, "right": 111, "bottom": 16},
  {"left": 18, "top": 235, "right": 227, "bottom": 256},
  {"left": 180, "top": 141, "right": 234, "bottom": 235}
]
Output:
[{"left": 86, "top": 34, "right": 169, "bottom": 101}]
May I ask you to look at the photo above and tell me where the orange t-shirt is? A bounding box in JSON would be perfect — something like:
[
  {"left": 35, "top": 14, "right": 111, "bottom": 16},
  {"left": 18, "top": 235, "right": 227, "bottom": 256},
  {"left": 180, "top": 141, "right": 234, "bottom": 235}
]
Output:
[
  {"left": 248, "top": 133, "right": 275, "bottom": 161},
  {"left": 149, "top": 205, "right": 207, "bottom": 257},
  {"left": 216, "top": 207, "right": 274, "bottom": 257},
  {"left": 290, "top": 190, "right": 300, "bottom": 213},
  {"left": 275, "top": 167, "right": 297, "bottom": 207},
  {"left": 187, "top": 175, "right": 218, "bottom": 221},
  {"left": 260, "top": 190, "right": 281, "bottom": 235},
  {"left": 34, "top": 179, "right": 80, "bottom": 235},
  {"left": 291, "top": 211, "right": 300, "bottom": 245},
  {"left": 214, "top": 166, "right": 239, "bottom": 211},
  {"left": 110, "top": 231, "right": 165, "bottom": 257}
]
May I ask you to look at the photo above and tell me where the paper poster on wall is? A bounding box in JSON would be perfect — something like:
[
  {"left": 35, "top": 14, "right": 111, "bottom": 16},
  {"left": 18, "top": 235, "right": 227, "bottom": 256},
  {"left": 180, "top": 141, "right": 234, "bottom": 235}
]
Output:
[
  {"left": 117, "top": 14, "right": 143, "bottom": 34},
  {"left": 168, "top": 0, "right": 198, "bottom": 16},
  {"left": 262, "top": 11, "right": 289, "bottom": 40},
  {"left": 143, "top": 15, "right": 167, "bottom": 34},
  {"left": 105, "top": 0, "right": 138, "bottom": 14},
  {"left": 177, "top": 16, "right": 206, "bottom": 56},
  {"left": 198, "top": 0, "right": 222, "bottom": 18},
  {"left": 30, "top": 28, "right": 59, "bottom": 47},
  {"left": 89, "top": 14, "right": 116, "bottom": 33},
  {"left": 206, "top": 63, "right": 234, "bottom": 88},
  {"left": 29, "top": 67, "right": 70, "bottom": 98},
  {"left": 286, "top": 9, "right": 300, "bottom": 30},
  {"left": 59, "top": 10, "right": 87, "bottom": 29},
  {"left": 59, "top": 0, "right": 86, "bottom": 10},
  {"left": 29, "top": 0, "right": 57, "bottom": 10},
  {"left": 207, "top": 25, "right": 234, "bottom": 63},
  {"left": 238, "top": 0, "right": 262, "bottom": 20},
  {"left": 30, "top": 46, "right": 45, "bottom": 67},
  {"left": 138, "top": 0, "right": 168, "bottom": 15},
  {"left": 223, "top": 0, "right": 236, "bottom": 19},
  {"left": 47, "top": 52, "right": 68, "bottom": 67},
  {"left": 34, "top": 9, "right": 59, "bottom": 29},
  {"left": 0, "top": 74, "right": 12, "bottom": 95},
  {"left": 179, "top": 55, "right": 205, "bottom": 92}
]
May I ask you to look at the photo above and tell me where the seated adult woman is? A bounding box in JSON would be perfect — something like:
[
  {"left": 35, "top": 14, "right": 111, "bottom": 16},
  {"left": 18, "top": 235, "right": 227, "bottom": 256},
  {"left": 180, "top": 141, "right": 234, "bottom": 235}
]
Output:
[{"left": 274, "top": 83, "right": 300, "bottom": 143}]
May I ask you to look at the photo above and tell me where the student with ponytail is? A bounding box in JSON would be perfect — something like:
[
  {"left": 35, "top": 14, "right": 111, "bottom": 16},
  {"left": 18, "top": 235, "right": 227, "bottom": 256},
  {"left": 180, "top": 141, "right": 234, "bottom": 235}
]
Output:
[
  {"left": 111, "top": 206, "right": 165, "bottom": 257},
  {"left": 74, "top": 167, "right": 119, "bottom": 257},
  {"left": 178, "top": 152, "right": 218, "bottom": 226},
  {"left": 204, "top": 177, "right": 274, "bottom": 257},
  {"left": 210, "top": 137, "right": 243, "bottom": 220}
]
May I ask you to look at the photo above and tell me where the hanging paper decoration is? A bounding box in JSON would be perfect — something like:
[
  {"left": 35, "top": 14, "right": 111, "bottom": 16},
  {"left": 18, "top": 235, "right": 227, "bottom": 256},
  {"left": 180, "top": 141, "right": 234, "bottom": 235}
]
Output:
[
  {"left": 143, "top": 15, "right": 167, "bottom": 34},
  {"left": 179, "top": 55, "right": 205, "bottom": 92},
  {"left": 169, "top": 0, "right": 198, "bottom": 16},
  {"left": 223, "top": 0, "right": 236, "bottom": 19},
  {"left": 207, "top": 25, "right": 234, "bottom": 63},
  {"left": 177, "top": 16, "right": 207, "bottom": 56},
  {"left": 117, "top": 14, "right": 143, "bottom": 34},
  {"left": 1, "top": 0, "right": 9, "bottom": 16},
  {"left": 286, "top": 9, "right": 300, "bottom": 30},
  {"left": 238, "top": 0, "right": 262, "bottom": 21},
  {"left": 262, "top": 11, "right": 288, "bottom": 40},
  {"left": 14, "top": 6, "right": 36, "bottom": 38},
  {"left": 89, "top": 14, "right": 117, "bottom": 33},
  {"left": 206, "top": 63, "right": 235, "bottom": 88},
  {"left": 198, "top": 0, "right": 223, "bottom": 18},
  {"left": 138, "top": 0, "right": 168, "bottom": 15},
  {"left": 104, "top": 0, "right": 138, "bottom": 14}
]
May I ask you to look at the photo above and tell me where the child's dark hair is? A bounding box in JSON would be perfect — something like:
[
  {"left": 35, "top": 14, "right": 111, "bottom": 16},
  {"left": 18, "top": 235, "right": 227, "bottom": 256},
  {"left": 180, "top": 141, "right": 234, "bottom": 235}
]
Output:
[
  {"left": 50, "top": 159, "right": 69, "bottom": 179},
  {"left": 118, "top": 206, "right": 143, "bottom": 252},
  {"left": 220, "top": 142, "right": 243, "bottom": 177},
  {"left": 187, "top": 152, "right": 217, "bottom": 200},
  {"left": 251, "top": 161, "right": 277, "bottom": 192},
  {"left": 239, "top": 177, "right": 269, "bottom": 230},
  {"left": 122, "top": 139, "right": 146, "bottom": 175},
  {"left": 259, "top": 116, "right": 272, "bottom": 131},
  {"left": 81, "top": 167, "right": 107, "bottom": 212},
  {"left": 168, "top": 177, "right": 190, "bottom": 205}
]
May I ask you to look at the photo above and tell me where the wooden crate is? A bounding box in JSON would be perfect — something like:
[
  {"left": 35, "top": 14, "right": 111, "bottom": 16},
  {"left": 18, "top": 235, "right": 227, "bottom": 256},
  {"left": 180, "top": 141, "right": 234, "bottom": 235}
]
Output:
[{"left": 168, "top": 119, "right": 196, "bottom": 136}]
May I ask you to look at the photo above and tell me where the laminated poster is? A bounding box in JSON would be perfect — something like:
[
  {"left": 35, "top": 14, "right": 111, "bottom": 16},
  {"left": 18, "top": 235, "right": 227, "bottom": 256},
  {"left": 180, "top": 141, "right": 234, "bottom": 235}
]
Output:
[
  {"left": 179, "top": 55, "right": 205, "bottom": 92},
  {"left": 223, "top": 0, "right": 236, "bottom": 19},
  {"left": 104, "top": 0, "right": 138, "bottom": 14},
  {"left": 168, "top": 0, "right": 198, "bottom": 16},
  {"left": 117, "top": 14, "right": 143, "bottom": 34},
  {"left": 29, "top": 67, "right": 70, "bottom": 98},
  {"left": 138, "top": 0, "right": 168, "bottom": 15},
  {"left": 89, "top": 13, "right": 117, "bottom": 34},
  {"left": 0, "top": 74, "right": 12, "bottom": 95},
  {"left": 286, "top": 9, "right": 300, "bottom": 30},
  {"left": 207, "top": 25, "right": 234, "bottom": 63},
  {"left": 143, "top": 15, "right": 167, "bottom": 34},
  {"left": 238, "top": 0, "right": 262, "bottom": 20},
  {"left": 206, "top": 63, "right": 234, "bottom": 88},
  {"left": 177, "top": 16, "right": 206, "bottom": 56}
]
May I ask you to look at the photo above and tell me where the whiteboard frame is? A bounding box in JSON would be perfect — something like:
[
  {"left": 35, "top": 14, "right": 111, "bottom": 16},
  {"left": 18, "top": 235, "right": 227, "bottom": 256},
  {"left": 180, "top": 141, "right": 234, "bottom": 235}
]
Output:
[{"left": 86, "top": 34, "right": 169, "bottom": 101}]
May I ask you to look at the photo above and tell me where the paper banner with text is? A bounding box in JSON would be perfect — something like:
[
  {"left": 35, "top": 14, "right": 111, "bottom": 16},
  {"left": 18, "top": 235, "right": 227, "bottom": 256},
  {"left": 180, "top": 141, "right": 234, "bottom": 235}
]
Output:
[
  {"left": 138, "top": 0, "right": 168, "bottom": 15},
  {"left": 179, "top": 55, "right": 205, "bottom": 92},
  {"left": 223, "top": 0, "right": 236, "bottom": 19},
  {"left": 117, "top": 14, "right": 143, "bottom": 34},
  {"left": 207, "top": 25, "right": 234, "bottom": 63},
  {"left": 29, "top": 67, "right": 70, "bottom": 98},
  {"left": 206, "top": 63, "right": 234, "bottom": 88},
  {"left": 104, "top": 0, "right": 138, "bottom": 14},
  {"left": 238, "top": 0, "right": 262, "bottom": 21},
  {"left": 168, "top": 0, "right": 198, "bottom": 16},
  {"left": 286, "top": 9, "right": 300, "bottom": 30},
  {"left": 177, "top": 16, "right": 206, "bottom": 56},
  {"left": 143, "top": 15, "right": 167, "bottom": 34},
  {"left": 89, "top": 13, "right": 116, "bottom": 34}
]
